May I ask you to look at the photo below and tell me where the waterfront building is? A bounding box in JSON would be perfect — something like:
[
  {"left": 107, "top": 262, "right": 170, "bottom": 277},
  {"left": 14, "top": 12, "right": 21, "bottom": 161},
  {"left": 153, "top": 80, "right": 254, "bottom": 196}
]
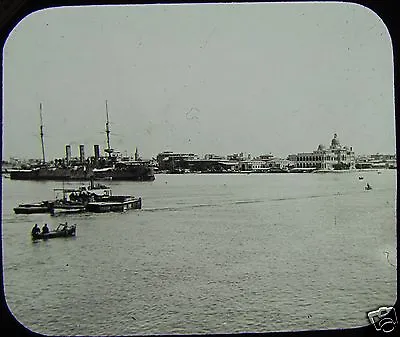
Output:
[
  {"left": 292, "top": 133, "right": 355, "bottom": 170},
  {"left": 370, "top": 153, "right": 396, "bottom": 161},
  {"left": 259, "top": 154, "right": 274, "bottom": 161},
  {"left": 268, "top": 158, "right": 295, "bottom": 171},
  {"left": 156, "top": 151, "right": 198, "bottom": 172},
  {"left": 227, "top": 152, "right": 251, "bottom": 161},
  {"left": 355, "top": 153, "right": 397, "bottom": 169},
  {"left": 239, "top": 159, "right": 266, "bottom": 172},
  {"left": 369, "top": 154, "right": 397, "bottom": 169},
  {"left": 187, "top": 158, "right": 237, "bottom": 173},
  {"left": 204, "top": 153, "right": 225, "bottom": 160}
]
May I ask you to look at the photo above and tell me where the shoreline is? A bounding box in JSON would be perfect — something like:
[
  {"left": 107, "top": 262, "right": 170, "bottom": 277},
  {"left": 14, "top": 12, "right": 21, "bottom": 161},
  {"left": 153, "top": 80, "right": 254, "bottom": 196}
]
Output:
[{"left": 154, "top": 168, "right": 393, "bottom": 175}]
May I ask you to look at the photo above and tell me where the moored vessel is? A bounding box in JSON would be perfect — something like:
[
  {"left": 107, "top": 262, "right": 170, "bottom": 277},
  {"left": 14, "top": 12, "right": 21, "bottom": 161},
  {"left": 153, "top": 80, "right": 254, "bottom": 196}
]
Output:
[
  {"left": 9, "top": 101, "right": 155, "bottom": 182},
  {"left": 49, "top": 181, "right": 110, "bottom": 215},
  {"left": 47, "top": 180, "right": 142, "bottom": 215},
  {"left": 50, "top": 202, "right": 87, "bottom": 216},
  {"left": 86, "top": 196, "right": 142, "bottom": 213},
  {"left": 14, "top": 201, "right": 53, "bottom": 214}
]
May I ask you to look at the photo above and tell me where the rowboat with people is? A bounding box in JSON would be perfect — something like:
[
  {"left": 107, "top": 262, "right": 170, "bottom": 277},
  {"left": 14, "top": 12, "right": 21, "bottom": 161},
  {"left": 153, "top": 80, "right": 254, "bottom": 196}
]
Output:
[{"left": 31, "top": 222, "right": 77, "bottom": 240}]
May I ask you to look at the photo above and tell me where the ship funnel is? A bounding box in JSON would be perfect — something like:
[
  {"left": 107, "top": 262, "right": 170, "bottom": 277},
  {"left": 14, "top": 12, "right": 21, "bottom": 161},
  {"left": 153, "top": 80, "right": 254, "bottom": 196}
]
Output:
[
  {"left": 65, "top": 145, "right": 71, "bottom": 163},
  {"left": 79, "top": 145, "right": 85, "bottom": 162},
  {"left": 94, "top": 144, "right": 100, "bottom": 160}
]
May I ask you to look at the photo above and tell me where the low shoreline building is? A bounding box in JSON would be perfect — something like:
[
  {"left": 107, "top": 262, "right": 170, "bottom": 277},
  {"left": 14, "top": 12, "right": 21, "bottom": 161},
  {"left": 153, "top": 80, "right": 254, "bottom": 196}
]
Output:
[
  {"left": 156, "top": 151, "right": 198, "bottom": 172},
  {"left": 355, "top": 153, "right": 396, "bottom": 169}
]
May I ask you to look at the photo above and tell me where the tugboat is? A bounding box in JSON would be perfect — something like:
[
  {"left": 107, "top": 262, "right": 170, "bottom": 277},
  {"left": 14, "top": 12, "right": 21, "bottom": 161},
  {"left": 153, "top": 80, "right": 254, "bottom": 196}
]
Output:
[
  {"left": 49, "top": 179, "right": 112, "bottom": 215},
  {"left": 86, "top": 196, "right": 142, "bottom": 213},
  {"left": 48, "top": 179, "right": 142, "bottom": 214},
  {"left": 50, "top": 201, "right": 87, "bottom": 216}
]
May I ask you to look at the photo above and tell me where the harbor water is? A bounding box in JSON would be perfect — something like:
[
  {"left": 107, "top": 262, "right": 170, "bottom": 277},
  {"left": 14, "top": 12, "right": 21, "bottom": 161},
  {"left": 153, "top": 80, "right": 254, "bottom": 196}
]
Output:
[{"left": 1, "top": 171, "right": 397, "bottom": 335}]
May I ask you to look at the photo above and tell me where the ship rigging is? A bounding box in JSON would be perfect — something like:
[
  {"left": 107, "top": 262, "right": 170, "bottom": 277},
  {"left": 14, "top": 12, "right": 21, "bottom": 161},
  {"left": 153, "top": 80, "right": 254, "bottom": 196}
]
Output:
[
  {"left": 104, "top": 100, "right": 114, "bottom": 158},
  {"left": 39, "top": 103, "right": 46, "bottom": 164}
]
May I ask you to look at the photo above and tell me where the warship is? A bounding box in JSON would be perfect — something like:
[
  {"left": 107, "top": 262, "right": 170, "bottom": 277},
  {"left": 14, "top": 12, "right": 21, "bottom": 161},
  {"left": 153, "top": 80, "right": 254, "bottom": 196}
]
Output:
[{"left": 9, "top": 102, "right": 155, "bottom": 181}]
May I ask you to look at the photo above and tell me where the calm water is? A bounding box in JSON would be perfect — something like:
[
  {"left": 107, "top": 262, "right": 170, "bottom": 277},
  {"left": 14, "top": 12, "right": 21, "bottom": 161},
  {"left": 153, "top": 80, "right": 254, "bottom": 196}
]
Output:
[{"left": 1, "top": 171, "right": 397, "bottom": 335}]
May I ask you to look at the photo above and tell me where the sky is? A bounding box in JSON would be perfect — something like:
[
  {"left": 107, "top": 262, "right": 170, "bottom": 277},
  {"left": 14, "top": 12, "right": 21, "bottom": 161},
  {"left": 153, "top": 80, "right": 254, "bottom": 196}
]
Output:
[{"left": 2, "top": 2, "right": 395, "bottom": 161}]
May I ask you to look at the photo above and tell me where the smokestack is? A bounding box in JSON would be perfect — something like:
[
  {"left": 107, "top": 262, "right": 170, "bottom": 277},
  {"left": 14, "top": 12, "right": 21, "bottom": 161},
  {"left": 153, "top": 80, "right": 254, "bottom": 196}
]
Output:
[
  {"left": 94, "top": 144, "right": 100, "bottom": 160},
  {"left": 65, "top": 145, "right": 71, "bottom": 163},
  {"left": 79, "top": 145, "right": 85, "bottom": 162}
]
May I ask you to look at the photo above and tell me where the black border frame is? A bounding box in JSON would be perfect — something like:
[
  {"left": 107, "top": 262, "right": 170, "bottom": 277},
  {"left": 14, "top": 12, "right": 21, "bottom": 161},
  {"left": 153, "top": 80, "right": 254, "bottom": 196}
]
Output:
[{"left": 1, "top": 1, "right": 398, "bottom": 337}]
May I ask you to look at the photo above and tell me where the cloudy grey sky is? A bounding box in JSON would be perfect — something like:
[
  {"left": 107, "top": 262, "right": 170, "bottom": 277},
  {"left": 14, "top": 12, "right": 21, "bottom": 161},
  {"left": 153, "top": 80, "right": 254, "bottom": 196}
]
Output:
[{"left": 2, "top": 2, "right": 395, "bottom": 160}]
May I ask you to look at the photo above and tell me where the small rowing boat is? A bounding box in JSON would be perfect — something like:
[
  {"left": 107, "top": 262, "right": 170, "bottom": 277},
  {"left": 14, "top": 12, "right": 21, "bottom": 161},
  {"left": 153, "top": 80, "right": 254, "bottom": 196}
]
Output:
[{"left": 32, "top": 223, "right": 77, "bottom": 240}]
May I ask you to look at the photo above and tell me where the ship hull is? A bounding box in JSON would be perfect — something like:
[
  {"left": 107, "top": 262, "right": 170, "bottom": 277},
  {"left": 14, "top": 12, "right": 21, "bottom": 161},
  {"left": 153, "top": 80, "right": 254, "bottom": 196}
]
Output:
[
  {"left": 10, "top": 165, "right": 155, "bottom": 181},
  {"left": 86, "top": 196, "right": 142, "bottom": 213},
  {"left": 93, "top": 168, "right": 155, "bottom": 181}
]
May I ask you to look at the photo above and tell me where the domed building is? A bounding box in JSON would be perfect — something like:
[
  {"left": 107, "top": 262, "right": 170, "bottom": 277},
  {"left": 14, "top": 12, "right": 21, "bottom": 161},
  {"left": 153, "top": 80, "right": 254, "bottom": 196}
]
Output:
[
  {"left": 330, "top": 133, "right": 341, "bottom": 149},
  {"left": 290, "top": 133, "right": 355, "bottom": 171}
]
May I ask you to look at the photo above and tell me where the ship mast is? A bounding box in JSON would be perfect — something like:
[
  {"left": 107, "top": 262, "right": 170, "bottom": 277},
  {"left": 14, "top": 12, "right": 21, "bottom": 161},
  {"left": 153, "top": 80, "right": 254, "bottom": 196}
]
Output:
[
  {"left": 104, "top": 100, "right": 113, "bottom": 157},
  {"left": 39, "top": 103, "right": 46, "bottom": 164}
]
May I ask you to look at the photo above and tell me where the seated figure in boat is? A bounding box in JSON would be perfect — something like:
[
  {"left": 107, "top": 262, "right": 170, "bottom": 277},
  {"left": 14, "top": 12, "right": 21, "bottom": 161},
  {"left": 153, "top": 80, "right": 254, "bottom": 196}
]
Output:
[
  {"left": 42, "top": 224, "right": 50, "bottom": 234},
  {"left": 55, "top": 222, "right": 69, "bottom": 232},
  {"left": 31, "top": 224, "right": 40, "bottom": 235}
]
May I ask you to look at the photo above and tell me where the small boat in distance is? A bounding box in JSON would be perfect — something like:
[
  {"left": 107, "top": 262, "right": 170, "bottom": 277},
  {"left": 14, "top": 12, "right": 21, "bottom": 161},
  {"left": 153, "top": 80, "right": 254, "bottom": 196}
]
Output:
[
  {"left": 358, "top": 176, "right": 364, "bottom": 180},
  {"left": 32, "top": 223, "right": 76, "bottom": 240},
  {"left": 365, "top": 183, "right": 372, "bottom": 191}
]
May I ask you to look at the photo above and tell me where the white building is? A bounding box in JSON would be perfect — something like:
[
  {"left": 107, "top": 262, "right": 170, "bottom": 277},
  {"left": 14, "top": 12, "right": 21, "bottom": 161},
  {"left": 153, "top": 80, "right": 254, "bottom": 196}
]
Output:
[
  {"left": 239, "top": 159, "right": 266, "bottom": 171},
  {"left": 292, "top": 133, "right": 355, "bottom": 170}
]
